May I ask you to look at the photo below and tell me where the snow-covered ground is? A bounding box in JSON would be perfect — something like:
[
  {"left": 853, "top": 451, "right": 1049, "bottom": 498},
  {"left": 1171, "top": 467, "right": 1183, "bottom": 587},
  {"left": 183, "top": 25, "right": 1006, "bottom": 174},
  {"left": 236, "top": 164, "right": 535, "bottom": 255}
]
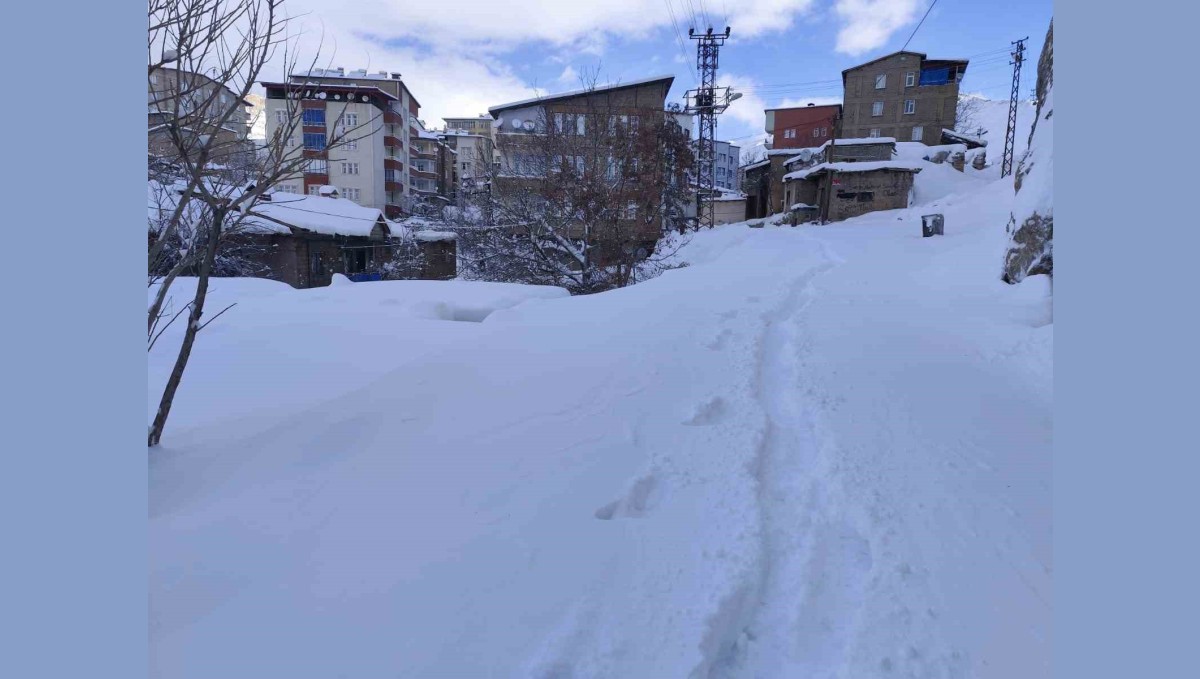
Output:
[{"left": 150, "top": 164, "right": 1051, "bottom": 678}]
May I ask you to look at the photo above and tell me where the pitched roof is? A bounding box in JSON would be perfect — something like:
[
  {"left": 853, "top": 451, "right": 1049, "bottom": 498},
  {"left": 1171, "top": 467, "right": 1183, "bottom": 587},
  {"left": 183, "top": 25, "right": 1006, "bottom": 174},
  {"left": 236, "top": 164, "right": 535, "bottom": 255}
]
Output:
[
  {"left": 489, "top": 74, "right": 675, "bottom": 116},
  {"left": 245, "top": 194, "right": 394, "bottom": 238}
]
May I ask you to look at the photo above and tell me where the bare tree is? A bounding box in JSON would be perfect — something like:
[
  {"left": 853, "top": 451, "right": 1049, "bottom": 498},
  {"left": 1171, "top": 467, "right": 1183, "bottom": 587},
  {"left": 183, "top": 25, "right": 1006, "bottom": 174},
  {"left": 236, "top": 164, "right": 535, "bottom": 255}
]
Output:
[
  {"left": 451, "top": 73, "right": 694, "bottom": 294},
  {"left": 146, "top": 0, "right": 378, "bottom": 446},
  {"left": 955, "top": 95, "right": 988, "bottom": 139}
]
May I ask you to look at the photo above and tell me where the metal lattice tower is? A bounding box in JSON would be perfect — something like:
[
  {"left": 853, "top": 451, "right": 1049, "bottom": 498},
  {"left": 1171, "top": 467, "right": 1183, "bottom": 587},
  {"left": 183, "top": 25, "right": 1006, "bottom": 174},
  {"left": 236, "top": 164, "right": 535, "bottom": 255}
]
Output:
[
  {"left": 684, "top": 26, "right": 733, "bottom": 230},
  {"left": 1001, "top": 37, "right": 1028, "bottom": 178}
]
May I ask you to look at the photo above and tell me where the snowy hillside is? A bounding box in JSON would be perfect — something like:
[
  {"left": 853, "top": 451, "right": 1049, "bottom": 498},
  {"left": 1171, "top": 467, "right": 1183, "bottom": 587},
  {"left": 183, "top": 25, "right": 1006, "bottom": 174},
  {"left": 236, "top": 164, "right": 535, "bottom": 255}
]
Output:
[{"left": 150, "top": 165, "right": 1051, "bottom": 678}]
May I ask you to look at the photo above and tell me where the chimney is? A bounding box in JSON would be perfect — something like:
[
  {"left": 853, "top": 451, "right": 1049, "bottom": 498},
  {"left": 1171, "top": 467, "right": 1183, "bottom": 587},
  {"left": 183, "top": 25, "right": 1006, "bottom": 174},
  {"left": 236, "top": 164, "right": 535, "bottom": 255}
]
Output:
[
  {"left": 391, "top": 72, "right": 402, "bottom": 80},
  {"left": 335, "top": 67, "right": 345, "bottom": 76}
]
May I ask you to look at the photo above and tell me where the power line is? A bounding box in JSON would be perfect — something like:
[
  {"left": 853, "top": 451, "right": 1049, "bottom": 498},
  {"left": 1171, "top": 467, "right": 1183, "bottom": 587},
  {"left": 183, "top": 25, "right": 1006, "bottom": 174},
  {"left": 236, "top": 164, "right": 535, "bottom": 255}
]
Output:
[
  {"left": 901, "top": 0, "right": 939, "bottom": 52},
  {"left": 664, "top": 0, "right": 699, "bottom": 82}
]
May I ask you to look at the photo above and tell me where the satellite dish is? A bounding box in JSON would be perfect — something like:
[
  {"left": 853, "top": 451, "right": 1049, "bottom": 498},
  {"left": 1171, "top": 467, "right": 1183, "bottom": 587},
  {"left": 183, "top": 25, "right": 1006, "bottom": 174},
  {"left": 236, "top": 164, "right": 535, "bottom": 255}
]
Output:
[
  {"left": 317, "top": 92, "right": 327, "bottom": 99},
  {"left": 522, "top": 120, "right": 535, "bottom": 131},
  {"left": 511, "top": 119, "right": 522, "bottom": 129},
  {"left": 361, "top": 95, "right": 368, "bottom": 102},
  {"left": 334, "top": 94, "right": 342, "bottom": 100}
]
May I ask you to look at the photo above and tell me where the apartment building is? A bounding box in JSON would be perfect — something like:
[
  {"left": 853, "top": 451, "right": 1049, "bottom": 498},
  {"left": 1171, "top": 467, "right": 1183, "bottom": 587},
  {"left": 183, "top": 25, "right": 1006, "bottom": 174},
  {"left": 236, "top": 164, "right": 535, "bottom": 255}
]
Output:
[
  {"left": 261, "top": 68, "right": 423, "bottom": 219},
  {"left": 764, "top": 104, "right": 841, "bottom": 150},
  {"left": 712, "top": 140, "right": 740, "bottom": 191},
  {"left": 438, "top": 128, "right": 494, "bottom": 192},
  {"left": 444, "top": 116, "right": 495, "bottom": 139},
  {"left": 487, "top": 74, "right": 682, "bottom": 249},
  {"left": 840, "top": 51, "right": 968, "bottom": 144},
  {"left": 149, "top": 66, "right": 253, "bottom": 163}
]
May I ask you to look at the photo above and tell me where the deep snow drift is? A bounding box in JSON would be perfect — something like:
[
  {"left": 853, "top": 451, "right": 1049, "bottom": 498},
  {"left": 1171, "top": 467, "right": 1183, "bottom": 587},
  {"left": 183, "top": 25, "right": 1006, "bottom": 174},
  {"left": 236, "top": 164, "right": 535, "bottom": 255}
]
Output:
[{"left": 150, "top": 168, "right": 1051, "bottom": 678}]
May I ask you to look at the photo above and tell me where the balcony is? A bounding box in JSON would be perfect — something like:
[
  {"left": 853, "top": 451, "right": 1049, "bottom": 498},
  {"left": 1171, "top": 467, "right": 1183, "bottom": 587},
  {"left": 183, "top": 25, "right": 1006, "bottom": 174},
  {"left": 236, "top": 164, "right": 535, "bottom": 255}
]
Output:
[
  {"left": 384, "top": 134, "right": 403, "bottom": 149},
  {"left": 385, "top": 179, "right": 404, "bottom": 193},
  {"left": 384, "top": 156, "right": 404, "bottom": 170},
  {"left": 384, "top": 109, "right": 404, "bottom": 126}
]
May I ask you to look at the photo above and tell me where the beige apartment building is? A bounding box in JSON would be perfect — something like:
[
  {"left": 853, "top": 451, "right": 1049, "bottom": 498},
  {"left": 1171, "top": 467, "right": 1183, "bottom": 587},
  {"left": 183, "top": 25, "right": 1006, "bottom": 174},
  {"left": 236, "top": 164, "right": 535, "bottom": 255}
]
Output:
[
  {"left": 840, "top": 51, "right": 968, "bottom": 144},
  {"left": 149, "top": 66, "right": 253, "bottom": 163},
  {"left": 261, "top": 68, "right": 423, "bottom": 219}
]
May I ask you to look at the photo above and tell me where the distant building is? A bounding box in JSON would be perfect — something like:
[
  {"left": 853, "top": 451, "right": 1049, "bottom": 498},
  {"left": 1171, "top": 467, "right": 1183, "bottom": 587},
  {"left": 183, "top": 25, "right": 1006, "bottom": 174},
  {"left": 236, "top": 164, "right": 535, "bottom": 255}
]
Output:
[
  {"left": 840, "top": 51, "right": 968, "bottom": 144},
  {"left": 261, "top": 67, "right": 423, "bottom": 219},
  {"left": 149, "top": 66, "right": 253, "bottom": 164},
  {"left": 741, "top": 149, "right": 810, "bottom": 219},
  {"left": 765, "top": 104, "right": 841, "bottom": 150},
  {"left": 487, "top": 74, "right": 682, "bottom": 252},
  {"left": 781, "top": 137, "right": 918, "bottom": 223},
  {"left": 712, "top": 140, "right": 740, "bottom": 190}
]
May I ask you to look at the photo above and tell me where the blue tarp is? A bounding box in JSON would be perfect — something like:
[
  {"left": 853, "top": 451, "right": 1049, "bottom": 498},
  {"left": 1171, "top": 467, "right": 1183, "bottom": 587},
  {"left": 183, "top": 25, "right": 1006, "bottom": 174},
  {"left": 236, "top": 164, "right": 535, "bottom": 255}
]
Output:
[
  {"left": 347, "top": 272, "right": 382, "bottom": 282},
  {"left": 919, "top": 67, "right": 950, "bottom": 86}
]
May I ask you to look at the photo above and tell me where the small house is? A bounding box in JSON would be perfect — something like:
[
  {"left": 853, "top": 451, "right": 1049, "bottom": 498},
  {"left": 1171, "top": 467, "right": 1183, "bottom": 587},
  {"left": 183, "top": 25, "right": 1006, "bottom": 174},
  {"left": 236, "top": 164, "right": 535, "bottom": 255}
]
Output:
[{"left": 783, "top": 161, "right": 922, "bottom": 223}]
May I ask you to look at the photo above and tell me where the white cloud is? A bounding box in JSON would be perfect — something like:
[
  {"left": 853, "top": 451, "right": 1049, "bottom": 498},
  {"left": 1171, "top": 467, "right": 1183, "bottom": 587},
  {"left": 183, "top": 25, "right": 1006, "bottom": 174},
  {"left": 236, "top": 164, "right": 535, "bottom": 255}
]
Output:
[
  {"left": 833, "top": 0, "right": 922, "bottom": 55},
  {"left": 254, "top": 0, "right": 883, "bottom": 127},
  {"left": 556, "top": 65, "right": 579, "bottom": 85}
]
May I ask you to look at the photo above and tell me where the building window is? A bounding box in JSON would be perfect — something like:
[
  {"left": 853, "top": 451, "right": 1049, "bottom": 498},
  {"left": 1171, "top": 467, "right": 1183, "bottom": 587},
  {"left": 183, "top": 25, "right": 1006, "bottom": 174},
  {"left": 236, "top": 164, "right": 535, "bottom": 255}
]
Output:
[
  {"left": 308, "top": 185, "right": 321, "bottom": 195},
  {"left": 302, "top": 108, "right": 325, "bottom": 126},
  {"left": 875, "top": 74, "right": 887, "bottom": 89},
  {"left": 856, "top": 191, "right": 875, "bottom": 202},
  {"left": 303, "top": 133, "right": 326, "bottom": 150},
  {"left": 275, "top": 109, "right": 288, "bottom": 124},
  {"left": 872, "top": 101, "right": 884, "bottom": 117},
  {"left": 577, "top": 114, "right": 587, "bottom": 136},
  {"left": 912, "top": 126, "right": 924, "bottom": 142},
  {"left": 811, "top": 128, "right": 819, "bottom": 138},
  {"left": 306, "top": 159, "right": 327, "bottom": 175},
  {"left": 904, "top": 99, "right": 916, "bottom": 115},
  {"left": 343, "top": 187, "right": 361, "bottom": 202},
  {"left": 905, "top": 72, "right": 916, "bottom": 87},
  {"left": 341, "top": 112, "right": 358, "bottom": 127},
  {"left": 340, "top": 162, "right": 359, "bottom": 175},
  {"left": 310, "top": 252, "right": 324, "bottom": 275},
  {"left": 821, "top": 127, "right": 828, "bottom": 136},
  {"left": 344, "top": 139, "right": 357, "bottom": 150},
  {"left": 869, "top": 128, "right": 881, "bottom": 138}
]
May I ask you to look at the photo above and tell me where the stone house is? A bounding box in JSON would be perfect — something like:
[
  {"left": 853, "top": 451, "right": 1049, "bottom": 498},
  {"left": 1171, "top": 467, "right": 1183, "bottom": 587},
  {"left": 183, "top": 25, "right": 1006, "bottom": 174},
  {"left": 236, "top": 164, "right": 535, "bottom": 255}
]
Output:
[
  {"left": 783, "top": 161, "right": 922, "bottom": 223},
  {"left": 741, "top": 149, "right": 806, "bottom": 219},
  {"left": 841, "top": 51, "right": 968, "bottom": 144}
]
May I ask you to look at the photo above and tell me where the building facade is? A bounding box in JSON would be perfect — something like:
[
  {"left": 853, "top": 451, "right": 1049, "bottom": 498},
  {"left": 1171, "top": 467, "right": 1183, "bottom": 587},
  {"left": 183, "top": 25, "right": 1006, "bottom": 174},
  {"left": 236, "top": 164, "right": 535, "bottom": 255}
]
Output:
[
  {"left": 261, "top": 68, "right": 423, "bottom": 219},
  {"left": 712, "top": 140, "right": 740, "bottom": 191},
  {"left": 764, "top": 104, "right": 841, "bottom": 150},
  {"left": 487, "top": 75, "right": 683, "bottom": 251},
  {"left": 840, "top": 51, "right": 968, "bottom": 144},
  {"left": 149, "top": 66, "right": 253, "bottom": 164}
]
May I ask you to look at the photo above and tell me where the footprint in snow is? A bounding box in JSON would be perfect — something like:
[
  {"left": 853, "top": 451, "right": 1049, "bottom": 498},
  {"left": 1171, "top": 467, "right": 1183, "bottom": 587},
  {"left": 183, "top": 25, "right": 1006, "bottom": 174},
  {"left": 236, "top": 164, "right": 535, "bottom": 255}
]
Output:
[
  {"left": 594, "top": 475, "right": 661, "bottom": 520},
  {"left": 682, "top": 397, "right": 728, "bottom": 426}
]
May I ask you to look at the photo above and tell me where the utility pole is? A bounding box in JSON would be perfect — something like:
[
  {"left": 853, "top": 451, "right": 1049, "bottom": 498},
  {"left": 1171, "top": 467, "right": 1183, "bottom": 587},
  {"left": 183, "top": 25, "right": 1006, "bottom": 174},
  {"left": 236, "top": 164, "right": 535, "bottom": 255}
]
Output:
[
  {"left": 1001, "top": 37, "right": 1028, "bottom": 178},
  {"left": 684, "top": 25, "right": 737, "bottom": 230}
]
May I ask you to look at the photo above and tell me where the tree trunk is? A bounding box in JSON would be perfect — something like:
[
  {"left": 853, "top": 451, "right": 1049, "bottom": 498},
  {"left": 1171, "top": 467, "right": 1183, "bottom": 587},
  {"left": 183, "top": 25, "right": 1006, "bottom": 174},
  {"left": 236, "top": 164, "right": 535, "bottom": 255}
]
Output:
[{"left": 148, "top": 208, "right": 224, "bottom": 447}]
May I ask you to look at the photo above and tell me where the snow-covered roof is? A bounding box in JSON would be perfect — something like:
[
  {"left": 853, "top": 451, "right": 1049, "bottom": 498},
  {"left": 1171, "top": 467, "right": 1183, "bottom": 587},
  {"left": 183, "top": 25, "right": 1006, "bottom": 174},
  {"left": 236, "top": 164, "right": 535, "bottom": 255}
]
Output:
[
  {"left": 784, "top": 161, "right": 924, "bottom": 182},
  {"left": 741, "top": 159, "right": 770, "bottom": 172},
  {"left": 489, "top": 74, "right": 676, "bottom": 115},
  {"left": 790, "top": 203, "right": 817, "bottom": 210},
  {"left": 245, "top": 194, "right": 392, "bottom": 238},
  {"left": 815, "top": 137, "right": 897, "bottom": 152},
  {"left": 413, "top": 230, "right": 457, "bottom": 242},
  {"left": 940, "top": 128, "right": 988, "bottom": 147}
]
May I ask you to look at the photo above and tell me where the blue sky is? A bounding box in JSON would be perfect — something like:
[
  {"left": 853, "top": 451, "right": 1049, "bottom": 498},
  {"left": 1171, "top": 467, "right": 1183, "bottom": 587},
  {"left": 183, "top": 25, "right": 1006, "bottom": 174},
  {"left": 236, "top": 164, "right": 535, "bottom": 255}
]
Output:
[{"left": 278, "top": 0, "right": 1052, "bottom": 147}]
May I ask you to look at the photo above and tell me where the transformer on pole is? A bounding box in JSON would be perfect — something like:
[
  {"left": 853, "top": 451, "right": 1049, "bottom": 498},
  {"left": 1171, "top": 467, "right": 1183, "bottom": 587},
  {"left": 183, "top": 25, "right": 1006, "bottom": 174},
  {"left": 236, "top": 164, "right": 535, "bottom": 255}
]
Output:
[{"left": 684, "top": 25, "right": 735, "bottom": 230}]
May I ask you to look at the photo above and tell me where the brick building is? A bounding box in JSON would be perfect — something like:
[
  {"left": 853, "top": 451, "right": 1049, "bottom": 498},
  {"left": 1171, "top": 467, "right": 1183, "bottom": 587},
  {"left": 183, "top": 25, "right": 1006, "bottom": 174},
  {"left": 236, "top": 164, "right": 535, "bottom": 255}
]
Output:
[
  {"left": 840, "top": 51, "right": 968, "bottom": 144},
  {"left": 765, "top": 104, "right": 842, "bottom": 150}
]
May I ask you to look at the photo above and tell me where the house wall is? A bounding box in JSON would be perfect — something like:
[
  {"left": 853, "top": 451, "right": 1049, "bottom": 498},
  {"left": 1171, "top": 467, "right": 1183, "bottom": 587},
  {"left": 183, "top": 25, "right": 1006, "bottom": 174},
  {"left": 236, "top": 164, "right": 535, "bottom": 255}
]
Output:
[
  {"left": 822, "top": 169, "right": 916, "bottom": 222},
  {"left": 841, "top": 52, "right": 962, "bottom": 144},
  {"left": 713, "top": 199, "right": 746, "bottom": 225},
  {"left": 825, "top": 142, "right": 895, "bottom": 163}
]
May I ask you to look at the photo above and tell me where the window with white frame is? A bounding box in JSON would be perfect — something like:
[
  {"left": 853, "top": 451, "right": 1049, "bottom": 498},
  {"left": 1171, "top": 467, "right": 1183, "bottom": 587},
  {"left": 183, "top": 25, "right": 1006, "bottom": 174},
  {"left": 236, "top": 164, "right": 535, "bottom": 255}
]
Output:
[
  {"left": 275, "top": 109, "right": 288, "bottom": 124},
  {"left": 342, "top": 187, "right": 361, "bottom": 202},
  {"left": 911, "top": 126, "right": 923, "bottom": 142},
  {"left": 577, "top": 114, "right": 587, "bottom": 136},
  {"left": 905, "top": 71, "right": 916, "bottom": 87},
  {"left": 872, "top": 101, "right": 884, "bottom": 117},
  {"left": 344, "top": 139, "right": 357, "bottom": 150},
  {"left": 869, "top": 128, "right": 881, "bottom": 138},
  {"left": 811, "top": 128, "right": 820, "bottom": 138},
  {"left": 308, "top": 185, "right": 321, "bottom": 195},
  {"left": 904, "top": 99, "right": 916, "bottom": 115},
  {"left": 341, "top": 112, "right": 358, "bottom": 127},
  {"left": 341, "top": 162, "right": 359, "bottom": 175},
  {"left": 875, "top": 74, "right": 887, "bottom": 89}
]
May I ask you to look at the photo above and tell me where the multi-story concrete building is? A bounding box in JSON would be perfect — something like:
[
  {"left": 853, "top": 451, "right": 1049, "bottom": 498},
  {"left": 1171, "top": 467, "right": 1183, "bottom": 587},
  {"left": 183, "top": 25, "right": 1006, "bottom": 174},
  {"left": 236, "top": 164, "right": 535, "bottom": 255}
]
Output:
[
  {"left": 487, "top": 74, "right": 683, "bottom": 251},
  {"left": 438, "top": 128, "right": 494, "bottom": 194},
  {"left": 444, "top": 116, "right": 495, "bottom": 140},
  {"left": 764, "top": 104, "right": 841, "bottom": 150},
  {"left": 149, "top": 66, "right": 253, "bottom": 163},
  {"left": 261, "top": 68, "right": 423, "bottom": 219},
  {"left": 840, "top": 51, "right": 968, "bottom": 144},
  {"left": 712, "top": 140, "right": 740, "bottom": 191}
]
